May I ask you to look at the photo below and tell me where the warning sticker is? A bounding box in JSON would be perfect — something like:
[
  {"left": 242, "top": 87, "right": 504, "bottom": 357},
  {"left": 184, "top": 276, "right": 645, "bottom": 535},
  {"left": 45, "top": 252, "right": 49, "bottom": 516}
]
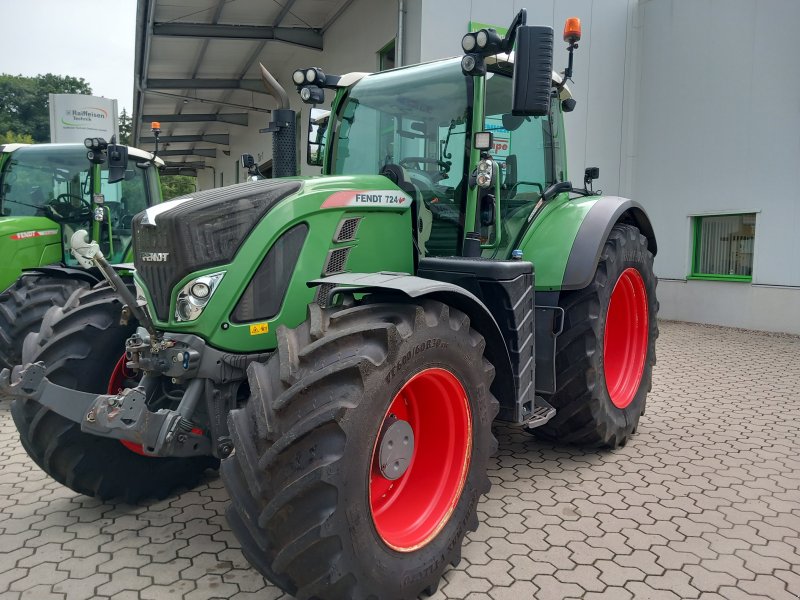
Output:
[
  {"left": 10, "top": 229, "right": 59, "bottom": 240},
  {"left": 249, "top": 322, "right": 270, "bottom": 336},
  {"left": 321, "top": 190, "right": 412, "bottom": 209}
]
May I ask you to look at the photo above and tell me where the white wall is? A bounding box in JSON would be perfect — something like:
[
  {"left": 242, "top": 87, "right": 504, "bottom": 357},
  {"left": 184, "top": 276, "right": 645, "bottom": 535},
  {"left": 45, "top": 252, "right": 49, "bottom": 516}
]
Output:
[
  {"left": 632, "top": 0, "right": 800, "bottom": 330},
  {"left": 418, "top": 0, "right": 637, "bottom": 195}
]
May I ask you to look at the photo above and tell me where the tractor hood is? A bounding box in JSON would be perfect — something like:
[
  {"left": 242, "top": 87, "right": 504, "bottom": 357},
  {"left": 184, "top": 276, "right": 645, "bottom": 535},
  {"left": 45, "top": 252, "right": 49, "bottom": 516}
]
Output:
[{"left": 133, "top": 178, "right": 302, "bottom": 321}]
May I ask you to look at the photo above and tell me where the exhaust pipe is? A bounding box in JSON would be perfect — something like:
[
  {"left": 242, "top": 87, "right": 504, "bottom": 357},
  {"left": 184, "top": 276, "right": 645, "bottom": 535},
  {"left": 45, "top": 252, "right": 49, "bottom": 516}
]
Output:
[{"left": 259, "top": 63, "right": 297, "bottom": 178}]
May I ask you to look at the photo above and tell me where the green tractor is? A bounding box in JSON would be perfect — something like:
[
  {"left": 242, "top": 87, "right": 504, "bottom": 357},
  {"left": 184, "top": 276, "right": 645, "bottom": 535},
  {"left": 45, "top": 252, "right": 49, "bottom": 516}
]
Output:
[
  {"left": 0, "top": 139, "right": 164, "bottom": 369},
  {"left": 1, "top": 10, "right": 658, "bottom": 599}
]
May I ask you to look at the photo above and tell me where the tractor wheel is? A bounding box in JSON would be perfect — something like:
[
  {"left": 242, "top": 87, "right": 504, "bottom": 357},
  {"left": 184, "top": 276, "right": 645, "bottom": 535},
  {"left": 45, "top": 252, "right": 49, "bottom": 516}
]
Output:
[
  {"left": 0, "top": 274, "right": 89, "bottom": 370},
  {"left": 10, "top": 283, "right": 218, "bottom": 503},
  {"left": 536, "top": 223, "right": 658, "bottom": 448},
  {"left": 223, "top": 299, "right": 498, "bottom": 600}
]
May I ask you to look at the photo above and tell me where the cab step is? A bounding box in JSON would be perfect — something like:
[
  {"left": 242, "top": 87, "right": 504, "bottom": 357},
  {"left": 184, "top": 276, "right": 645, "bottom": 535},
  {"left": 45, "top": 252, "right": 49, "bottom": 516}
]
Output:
[{"left": 524, "top": 396, "right": 556, "bottom": 429}]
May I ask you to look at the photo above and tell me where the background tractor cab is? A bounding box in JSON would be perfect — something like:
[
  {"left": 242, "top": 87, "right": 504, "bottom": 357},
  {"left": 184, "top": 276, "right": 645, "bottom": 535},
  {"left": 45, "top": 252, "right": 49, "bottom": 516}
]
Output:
[
  {"left": 0, "top": 138, "right": 164, "bottom": 370},
  {"left": 0, "top": 140, "right": 164, "bottom": 291}
]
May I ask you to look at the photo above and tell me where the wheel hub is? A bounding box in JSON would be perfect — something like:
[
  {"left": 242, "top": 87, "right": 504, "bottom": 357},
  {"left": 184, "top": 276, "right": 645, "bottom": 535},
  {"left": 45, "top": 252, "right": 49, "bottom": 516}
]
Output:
[{"left": 378, "top": 416, "right": 414, "bottom": 480}]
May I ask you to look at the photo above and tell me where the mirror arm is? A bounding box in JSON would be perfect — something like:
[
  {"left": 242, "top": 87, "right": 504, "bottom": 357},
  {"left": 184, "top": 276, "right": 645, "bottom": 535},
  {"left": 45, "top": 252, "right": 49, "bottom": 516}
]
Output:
[{"left": 541, "top": 180, "right": 573, "bottom": 203}]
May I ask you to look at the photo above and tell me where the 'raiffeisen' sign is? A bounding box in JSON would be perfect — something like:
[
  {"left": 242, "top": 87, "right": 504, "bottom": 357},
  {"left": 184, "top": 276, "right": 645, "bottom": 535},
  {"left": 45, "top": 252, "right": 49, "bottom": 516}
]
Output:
[{"left": 48, "top": 94, "right": 119, "bottom": 143}]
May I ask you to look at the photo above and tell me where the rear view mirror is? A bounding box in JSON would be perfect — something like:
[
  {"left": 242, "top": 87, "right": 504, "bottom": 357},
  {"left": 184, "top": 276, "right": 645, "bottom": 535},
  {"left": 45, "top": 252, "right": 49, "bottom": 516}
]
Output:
[
  {"left": 107, "top": 143, "right": 128, "bottom": 184},
  {"left": 307, "top": 107, "right": 330, "bottom": 167},
  {"left": 512, "top": 26, "right": 553, "bottom": 117}
]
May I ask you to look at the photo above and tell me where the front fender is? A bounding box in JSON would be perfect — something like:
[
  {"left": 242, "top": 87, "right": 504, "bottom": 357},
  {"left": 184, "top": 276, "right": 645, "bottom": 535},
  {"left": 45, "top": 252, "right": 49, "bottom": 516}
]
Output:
[{"left": 309, "top": 272, "right": 518, "bottom": 420}]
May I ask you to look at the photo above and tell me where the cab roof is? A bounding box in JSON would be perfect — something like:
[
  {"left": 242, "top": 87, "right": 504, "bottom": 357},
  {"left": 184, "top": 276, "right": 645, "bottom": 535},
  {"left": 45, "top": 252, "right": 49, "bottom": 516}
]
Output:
[{"left": 0, "top": 143, "right": 166, "bottom": 167}]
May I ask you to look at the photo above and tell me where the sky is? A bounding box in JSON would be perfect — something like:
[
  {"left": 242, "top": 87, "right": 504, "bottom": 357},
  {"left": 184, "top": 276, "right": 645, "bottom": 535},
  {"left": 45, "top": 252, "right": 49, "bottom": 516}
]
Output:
[{"left": 0, "top": 0, "right": 138, "bottom": 113}]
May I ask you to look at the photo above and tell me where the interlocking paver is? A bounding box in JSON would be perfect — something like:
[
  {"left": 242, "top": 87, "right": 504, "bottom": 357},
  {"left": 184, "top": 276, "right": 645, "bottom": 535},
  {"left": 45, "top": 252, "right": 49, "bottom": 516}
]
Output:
[{"left": 0, "top": 320, "right": 798, "bottom": 599}]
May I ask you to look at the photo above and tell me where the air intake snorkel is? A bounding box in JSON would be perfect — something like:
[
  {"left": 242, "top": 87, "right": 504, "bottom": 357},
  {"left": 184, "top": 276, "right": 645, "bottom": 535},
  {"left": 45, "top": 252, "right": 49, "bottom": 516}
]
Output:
[{"left": 259, "top": 63, "right": 297, "bottom": 178}]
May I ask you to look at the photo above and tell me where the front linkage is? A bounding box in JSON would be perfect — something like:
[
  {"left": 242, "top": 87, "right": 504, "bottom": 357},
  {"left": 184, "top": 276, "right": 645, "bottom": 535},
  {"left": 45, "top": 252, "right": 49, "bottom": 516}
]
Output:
[{"left": 0, "top": 230, "right": 265, "bottom": 460}]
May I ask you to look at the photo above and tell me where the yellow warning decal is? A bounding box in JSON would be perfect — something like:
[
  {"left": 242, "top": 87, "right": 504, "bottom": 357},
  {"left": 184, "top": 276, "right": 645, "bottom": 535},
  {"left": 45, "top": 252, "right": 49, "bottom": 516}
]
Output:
[{"left": 249, "top": 322, "right": 270, "bottom": 336}]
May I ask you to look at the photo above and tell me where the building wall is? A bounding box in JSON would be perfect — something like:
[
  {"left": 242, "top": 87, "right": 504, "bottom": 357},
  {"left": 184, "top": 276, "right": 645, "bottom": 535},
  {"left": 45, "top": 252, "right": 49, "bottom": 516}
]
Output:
[
  {"left": 419, "top": 0, "right": 637, "bottom": 197},
  {"left": 632, "top": 0, "right": 800, "bottom": 333}
]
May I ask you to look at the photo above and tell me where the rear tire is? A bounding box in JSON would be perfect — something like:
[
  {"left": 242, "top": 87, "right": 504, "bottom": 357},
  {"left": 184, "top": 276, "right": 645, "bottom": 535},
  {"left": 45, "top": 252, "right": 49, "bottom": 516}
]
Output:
[
  {"left": 0, "top": 274, "right": 89, "bottom": 370},
  {"left": 223, "top": 299, "right": 498, "bottom": 599},
  {"left": 536, "top": 223, "right": 658, "bottom": 448},
  {"left": 10, "top": 283, "right": 218, "bottom": 503}
]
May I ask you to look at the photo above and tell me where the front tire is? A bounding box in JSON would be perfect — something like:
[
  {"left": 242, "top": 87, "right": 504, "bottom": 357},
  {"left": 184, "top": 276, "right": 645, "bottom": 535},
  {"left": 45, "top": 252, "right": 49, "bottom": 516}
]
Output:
[
  {"left": 223, "top": 299, "right": 498, "bottom": 599},
  {"left": 0, "top": 274, "right": 89, "bottom": 370},
  {"left": 536, "top": 223, "right": 658, "bottom": 448},
  {"left": 10, "top": 283, "right": 218, "bottom": 503}
]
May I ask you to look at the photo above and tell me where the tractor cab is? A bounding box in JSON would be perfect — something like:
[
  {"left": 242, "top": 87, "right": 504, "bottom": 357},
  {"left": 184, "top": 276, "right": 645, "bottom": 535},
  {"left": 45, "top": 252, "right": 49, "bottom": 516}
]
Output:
[
  {"left": 306, "top": 55, "right": 571, "bottom": 259},
  {"left": 0, "top": 142, "right": 163, "bottom": 290},
  {"left": 297, "top": 9, "right": 579, "bottom": 266}
]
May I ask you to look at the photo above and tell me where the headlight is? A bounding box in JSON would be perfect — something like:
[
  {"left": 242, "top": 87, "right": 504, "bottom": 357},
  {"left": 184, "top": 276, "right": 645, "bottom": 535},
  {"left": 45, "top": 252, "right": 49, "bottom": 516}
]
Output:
[{"left": 175, "top": 272, "right": 224, "bottom": 322}]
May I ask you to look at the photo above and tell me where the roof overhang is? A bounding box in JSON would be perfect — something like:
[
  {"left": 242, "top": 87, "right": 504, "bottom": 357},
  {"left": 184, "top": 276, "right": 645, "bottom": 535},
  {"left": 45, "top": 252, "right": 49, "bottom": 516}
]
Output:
[{"left": 133, "top": 0, "right": 356, "bottom": 173}]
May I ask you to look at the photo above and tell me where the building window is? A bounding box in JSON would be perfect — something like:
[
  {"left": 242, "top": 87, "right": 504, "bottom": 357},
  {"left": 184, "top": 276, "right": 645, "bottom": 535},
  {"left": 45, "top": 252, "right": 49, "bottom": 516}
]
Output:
[
  {"left": 690, "top": 213, "right": 755, "bottom": 281},
  {"left": 378, "top": 40, "right": 395, "bottom": 71}
]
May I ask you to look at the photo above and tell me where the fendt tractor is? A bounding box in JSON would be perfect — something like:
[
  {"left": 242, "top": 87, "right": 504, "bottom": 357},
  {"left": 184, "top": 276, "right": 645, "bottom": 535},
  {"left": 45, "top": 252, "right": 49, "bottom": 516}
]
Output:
[
  {"left": 0, "top": 137, "right": 164, "bottom": 369},
  {"left": 1, "top": 11, "right": 658, "bottom": 599}
]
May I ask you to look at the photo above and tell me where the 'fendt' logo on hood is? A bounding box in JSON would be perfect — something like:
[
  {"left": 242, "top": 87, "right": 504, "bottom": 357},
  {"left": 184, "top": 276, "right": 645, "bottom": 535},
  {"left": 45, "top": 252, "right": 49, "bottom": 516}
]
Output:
[{"left": 141, "top": 252, "right": 170, "bottom": 262}]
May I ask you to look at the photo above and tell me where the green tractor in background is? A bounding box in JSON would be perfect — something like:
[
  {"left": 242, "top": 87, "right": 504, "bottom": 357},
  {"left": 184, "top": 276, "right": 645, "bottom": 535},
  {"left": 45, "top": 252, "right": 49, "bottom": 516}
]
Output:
[
  {"left": 0, "top": 139, "right": 164, "bottom": 369},
  {"left": 2, "top": 10, "right": 658, "bottom": 599}
]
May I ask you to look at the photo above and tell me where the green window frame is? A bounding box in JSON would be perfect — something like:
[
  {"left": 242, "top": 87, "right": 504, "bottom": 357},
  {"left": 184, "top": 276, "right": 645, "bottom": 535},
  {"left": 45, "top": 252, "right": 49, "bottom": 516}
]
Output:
[
  {"left": 378, "top": 39, "right": 396, "bottom": 71},
  {"left": 689, "top": 213, "right": 756, "bottom": 282}
]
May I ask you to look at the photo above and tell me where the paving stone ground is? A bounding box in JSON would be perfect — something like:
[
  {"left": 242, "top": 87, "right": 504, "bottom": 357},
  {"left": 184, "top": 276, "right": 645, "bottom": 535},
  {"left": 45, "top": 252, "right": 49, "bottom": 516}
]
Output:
[{"left": 1, "top": 320, "right": 799, "bottom": 600}]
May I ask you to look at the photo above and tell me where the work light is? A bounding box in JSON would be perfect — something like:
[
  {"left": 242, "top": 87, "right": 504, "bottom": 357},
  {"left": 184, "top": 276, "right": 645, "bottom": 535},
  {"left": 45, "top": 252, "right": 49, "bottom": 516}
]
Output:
[
  {"left": 461, "top": 33, "right": 476, "bottom": 52},
  {"left": 292, "top": 70, "right": 305, "bottom": 85}
]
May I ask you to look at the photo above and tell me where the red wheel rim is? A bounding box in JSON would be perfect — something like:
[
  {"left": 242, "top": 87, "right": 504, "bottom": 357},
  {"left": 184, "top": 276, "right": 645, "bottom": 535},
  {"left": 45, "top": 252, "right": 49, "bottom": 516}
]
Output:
[
  {"left": 369, "top": 368, "right": 472, "bottom": 552},
  {"left": 603, "top": 267, "right": 649, "bottom": 409},
  {"left": 108, "top": 355, "right": 148, "bottom": 456}
]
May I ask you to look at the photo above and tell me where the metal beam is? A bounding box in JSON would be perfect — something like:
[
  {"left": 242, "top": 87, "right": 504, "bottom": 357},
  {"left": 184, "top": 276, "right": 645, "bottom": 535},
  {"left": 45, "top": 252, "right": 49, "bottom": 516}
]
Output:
[
  {"left": 158, "top": 148, "right": 218, "bottom": 158},
  {"left": 164, "top": 161, "right": 205, "bottom": 167},
  {"left": 146, "top": 79, "right": 264, "bottom": 93},
  {"left": 140, "top": 134, "right": 229, "bottom": 145},
  {"left": 152, "top": 22, "right": 323, "bottom": 50},
  {"left": 143, "top": 113, "right": 249, "bottom": 126}
]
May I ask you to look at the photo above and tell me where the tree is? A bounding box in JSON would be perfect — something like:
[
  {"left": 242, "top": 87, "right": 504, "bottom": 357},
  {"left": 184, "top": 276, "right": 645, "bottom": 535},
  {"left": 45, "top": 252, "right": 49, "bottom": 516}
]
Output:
[
  {"left": 160, "top": 175, "right": 197, "bottom": 200},
  {"left": 0, "top": 130, "right": 34, "bottom": 144},
  {"left": 119, "top": 108, "right": 132, "bottom": 145},
  {"left": 0, "top": 73, "right": 92, "bottom": 142}
]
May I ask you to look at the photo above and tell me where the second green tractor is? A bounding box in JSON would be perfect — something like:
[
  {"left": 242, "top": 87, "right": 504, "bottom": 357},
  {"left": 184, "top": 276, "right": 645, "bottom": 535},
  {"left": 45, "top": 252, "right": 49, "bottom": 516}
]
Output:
[{"left": 2, "top": 10, "right": 658, "bottom": 599}]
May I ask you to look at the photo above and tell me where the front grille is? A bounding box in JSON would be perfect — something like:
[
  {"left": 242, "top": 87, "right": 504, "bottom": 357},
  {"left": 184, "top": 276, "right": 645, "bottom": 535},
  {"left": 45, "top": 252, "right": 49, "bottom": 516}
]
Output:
[
  {"left": 133, "top": 179, "right": 302, "bottom": 320},
  {"left": 334, "top": 217, "right": 361, "bottom": 242},
  {"left": 315, "top": 283, "right": 336, "bottom": 308},
  {"left": 323, "top": 246, "right": 352, "bottom": 275}
]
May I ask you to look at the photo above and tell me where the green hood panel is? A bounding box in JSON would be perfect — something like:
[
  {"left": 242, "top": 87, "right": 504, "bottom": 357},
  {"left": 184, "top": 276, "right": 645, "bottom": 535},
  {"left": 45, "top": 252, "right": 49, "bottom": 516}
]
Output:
[{"left": 135, "top": 175, "right": 414, "bottom": 353}]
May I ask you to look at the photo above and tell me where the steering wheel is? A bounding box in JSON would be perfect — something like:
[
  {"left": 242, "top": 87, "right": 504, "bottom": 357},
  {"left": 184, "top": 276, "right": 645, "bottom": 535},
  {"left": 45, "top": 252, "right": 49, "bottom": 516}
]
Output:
[
  {"left": 47, "top": 193, "right": 91, "bottom": 222},
  {"left": 399, "top": 157, "right": 450, "bottom": 172}
]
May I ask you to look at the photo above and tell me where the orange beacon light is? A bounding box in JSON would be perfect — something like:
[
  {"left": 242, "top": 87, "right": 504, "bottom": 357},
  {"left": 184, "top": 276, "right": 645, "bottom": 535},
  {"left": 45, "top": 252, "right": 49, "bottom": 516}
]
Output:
[{"left": 564, "top": 17, "right": 581, "bottom": 44}]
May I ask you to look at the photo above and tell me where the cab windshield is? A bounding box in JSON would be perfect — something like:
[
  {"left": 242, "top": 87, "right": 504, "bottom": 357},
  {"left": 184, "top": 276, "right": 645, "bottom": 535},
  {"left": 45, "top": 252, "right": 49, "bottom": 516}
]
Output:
[
  {"left": 331, "top": 58, "right": 471, "bottom": 256},
  {"left": 329, "top": 58, "right": 563, "bottom": 258}
]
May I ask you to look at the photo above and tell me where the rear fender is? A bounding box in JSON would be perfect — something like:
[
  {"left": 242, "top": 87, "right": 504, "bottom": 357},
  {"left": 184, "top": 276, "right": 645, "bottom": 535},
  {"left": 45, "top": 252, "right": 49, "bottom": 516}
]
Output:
[{"left": 309, "top": 272, "right": 517, "bottom": 420}]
